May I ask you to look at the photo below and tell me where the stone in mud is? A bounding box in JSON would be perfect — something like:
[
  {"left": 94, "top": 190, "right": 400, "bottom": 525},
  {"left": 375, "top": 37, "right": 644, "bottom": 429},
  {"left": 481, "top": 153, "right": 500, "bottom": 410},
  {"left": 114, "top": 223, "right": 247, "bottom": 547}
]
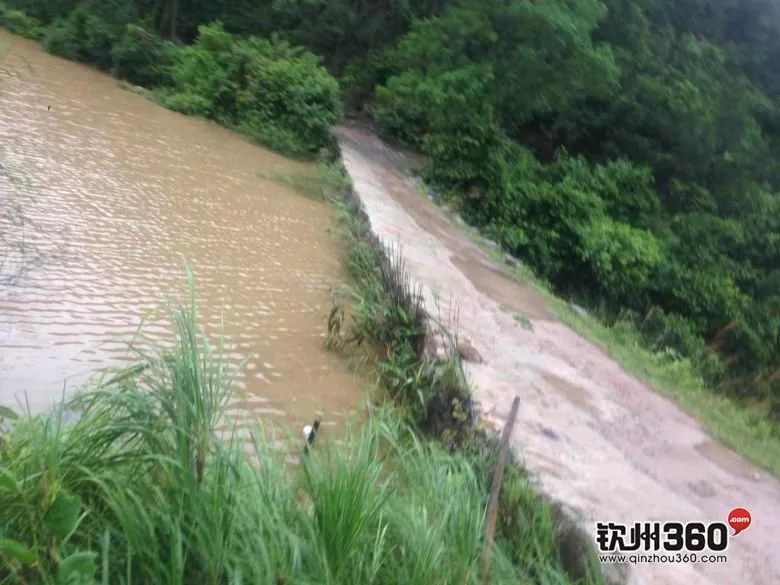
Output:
[
  {"left": 457, "top": 337, "right": 484, "bottom": 363},
  {"left": 549, "top": 500, "right": 630, "bottom": 585},
  {"left": 688, "top": 479, "right": 716, "bottom": 498},
  {"left": 432, "top": 345, "right": 450, "bottom": 363},
  {"left": 504, "top": 253, "right": 519, "bottom": 267}
]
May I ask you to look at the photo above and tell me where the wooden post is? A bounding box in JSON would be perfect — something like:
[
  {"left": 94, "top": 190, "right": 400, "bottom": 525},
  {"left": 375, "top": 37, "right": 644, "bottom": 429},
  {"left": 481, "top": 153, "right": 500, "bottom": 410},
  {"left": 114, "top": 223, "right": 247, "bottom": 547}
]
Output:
[{"left": 482, "top": 396, "right": 520, "bottom": 583}]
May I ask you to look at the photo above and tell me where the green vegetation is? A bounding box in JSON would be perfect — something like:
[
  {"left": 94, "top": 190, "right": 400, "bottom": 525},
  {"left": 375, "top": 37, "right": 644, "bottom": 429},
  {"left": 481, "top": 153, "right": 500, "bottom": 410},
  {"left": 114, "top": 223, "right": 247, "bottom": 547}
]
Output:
[
  {"left": 330, "top": 207, "right": 470, "bottom": 439},
  {"left": 157, "top": 23, "right": 340, "bottom": 157},
  {"left": 0, "top": 4, "right": 42, "bottom": 39},
  {"left": 111, "top": 24, "right": 174, "bottom": 87},
  {"left": 0, "top": 265, "right": 601, "bottom": 584}
]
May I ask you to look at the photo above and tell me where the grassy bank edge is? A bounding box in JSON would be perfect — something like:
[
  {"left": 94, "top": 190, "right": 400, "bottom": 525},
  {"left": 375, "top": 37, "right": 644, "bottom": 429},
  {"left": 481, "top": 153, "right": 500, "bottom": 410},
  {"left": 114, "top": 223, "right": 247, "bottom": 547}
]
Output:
[{"left": 414, "top": 179, "right": 780, "bottom": 479}]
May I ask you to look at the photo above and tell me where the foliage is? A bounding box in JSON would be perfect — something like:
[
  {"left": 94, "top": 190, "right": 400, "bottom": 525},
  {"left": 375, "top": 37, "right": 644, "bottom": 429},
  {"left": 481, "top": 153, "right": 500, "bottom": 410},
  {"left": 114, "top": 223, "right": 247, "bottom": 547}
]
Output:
[
  {"left": 235, "top": 38, "right": 341, "bottom": 155},
  {"left": 579, "top": 218, "right": 663, "bottom": 304},
  {"left": 372, "top": 0, "right": 617, "bottom": 153},
  {"left": 42, "top": 6, "right": 117, "bottom": 70},
  {"left": 0, "top": 0, "right": 74, "bottom": 25},
  {"left": 112, "top": 23, "right": 174, "bottom": 86},
  {"left": 159, "top": 23, "right": 340, "bottom": 156},
  {"left": 0, "top": 5, "right": 43, "bottom": 39}
]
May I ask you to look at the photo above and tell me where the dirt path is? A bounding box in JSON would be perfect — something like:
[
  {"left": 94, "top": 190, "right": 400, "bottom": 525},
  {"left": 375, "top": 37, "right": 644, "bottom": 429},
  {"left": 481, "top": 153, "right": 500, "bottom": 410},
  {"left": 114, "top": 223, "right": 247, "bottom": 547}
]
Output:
[{"left": 337, "top": 125, "right": 780, "bottom": 585}]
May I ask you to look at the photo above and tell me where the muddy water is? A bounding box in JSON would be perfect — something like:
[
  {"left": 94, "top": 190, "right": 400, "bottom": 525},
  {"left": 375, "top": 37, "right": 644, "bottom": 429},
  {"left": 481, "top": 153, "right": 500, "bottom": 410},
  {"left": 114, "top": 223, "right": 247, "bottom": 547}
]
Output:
[{"left": 0, "top": 31, "right": 363, "bottom": 430}]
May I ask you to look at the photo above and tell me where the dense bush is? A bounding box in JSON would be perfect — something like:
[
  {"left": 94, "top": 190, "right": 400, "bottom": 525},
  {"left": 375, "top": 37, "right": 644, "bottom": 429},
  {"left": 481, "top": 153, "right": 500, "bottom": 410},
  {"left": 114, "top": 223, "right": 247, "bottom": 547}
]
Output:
[
  {"left": 0, "top": 5, "right": 43, "bottom": 39},
  {"left": 235, "top": 44, "right": 341, "bottom": 155},
  {"left": 43, "top": 6, "right": 117, "bottom": 70},
  {"left": 160, "top": 23, "right": 340, "bottom": 156},
  {"left": 0, "top": 0, "right": 74, "bottom": 25},
  {"left": 112, "top": 23, "right": 174, "bottom": 86}
]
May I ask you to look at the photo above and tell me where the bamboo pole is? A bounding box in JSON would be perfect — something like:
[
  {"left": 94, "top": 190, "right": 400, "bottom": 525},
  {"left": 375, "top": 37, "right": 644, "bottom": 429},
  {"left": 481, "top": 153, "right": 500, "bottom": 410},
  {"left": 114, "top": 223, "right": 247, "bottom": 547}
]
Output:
[{"left": 482, "top": 396, "right": 520, "bottom": 583}]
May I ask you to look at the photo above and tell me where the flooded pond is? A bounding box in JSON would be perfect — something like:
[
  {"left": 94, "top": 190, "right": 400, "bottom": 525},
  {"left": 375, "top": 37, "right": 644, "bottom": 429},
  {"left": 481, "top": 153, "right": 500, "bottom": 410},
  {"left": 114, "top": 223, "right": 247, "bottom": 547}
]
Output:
[{"left": 0, "top": 30, "right": 363, "bottom": 431}]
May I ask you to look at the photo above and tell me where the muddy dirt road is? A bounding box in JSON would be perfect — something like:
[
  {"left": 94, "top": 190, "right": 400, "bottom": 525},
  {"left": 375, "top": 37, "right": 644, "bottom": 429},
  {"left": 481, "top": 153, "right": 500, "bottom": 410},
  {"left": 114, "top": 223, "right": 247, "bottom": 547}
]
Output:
[{"left": 337, "top": 125, "right": 780, "bottom": 585}]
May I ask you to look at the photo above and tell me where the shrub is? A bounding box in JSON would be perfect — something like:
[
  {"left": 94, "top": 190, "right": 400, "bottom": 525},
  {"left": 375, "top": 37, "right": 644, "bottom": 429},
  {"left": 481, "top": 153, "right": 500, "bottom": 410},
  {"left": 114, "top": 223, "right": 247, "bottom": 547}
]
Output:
[
  {"left": 0, "top": 0, "right": 74, "bottom": 25},
  {"left": 237, "top": 41, "right": 341, "bottom": 156},
  {"left": 0, "top": 7, "right": 43, "bottom": 39},
  {"left": 41, "top": 14, "right": 78, "bottom": 59},
  {"left": 467, "top": 148, "right": 605, "bottom": 279},
  {"left": 160, "top": 22, "right": 235, "bottom": 118},
  {"left": 161, "top": 23, "right": 340, "bottom": 156},
  {"left": 549, "top": 157, "right": 661, "bottom": 228},
  {"left": 112, "top": 23, "right": 174, "bottom": 86},
  {"left": 638, "top": 306, "right": 725, "bottom": 383},
  {"left": 43, "top": 6, "right": 117, "bottom": 70},
  {"left": 373, "top": 72, "right": 431, "bottom": 147},
  {"left": 373, "top": 64, "right": 502, "bottom": 186},
  {"left": 578, "top": 217, "right": 663, "bottom": 305}
]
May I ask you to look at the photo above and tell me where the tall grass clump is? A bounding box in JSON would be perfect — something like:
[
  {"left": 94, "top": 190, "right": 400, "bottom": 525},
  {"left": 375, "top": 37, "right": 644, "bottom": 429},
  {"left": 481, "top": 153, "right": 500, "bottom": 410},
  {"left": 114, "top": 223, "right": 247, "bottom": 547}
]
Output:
[
  {"left": 325, "top": 192, "right": 473, "bottom": 443},
  {"left": 0, "top": 277, "right": 308, "bottom": 583}
]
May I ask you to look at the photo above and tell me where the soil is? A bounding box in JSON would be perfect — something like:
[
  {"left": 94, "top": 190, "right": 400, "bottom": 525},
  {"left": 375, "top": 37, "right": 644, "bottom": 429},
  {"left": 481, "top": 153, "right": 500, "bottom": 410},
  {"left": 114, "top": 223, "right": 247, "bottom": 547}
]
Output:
[{"left": 337, "top": 125, "right": 780, "bottom": 585}]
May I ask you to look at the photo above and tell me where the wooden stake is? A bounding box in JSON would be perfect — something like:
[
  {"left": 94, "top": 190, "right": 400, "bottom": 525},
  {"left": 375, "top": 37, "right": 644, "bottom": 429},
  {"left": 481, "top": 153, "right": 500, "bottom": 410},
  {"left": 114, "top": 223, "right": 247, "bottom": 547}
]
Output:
[{"left": 482, "top": 396, "right": 520, "bottom": 583}]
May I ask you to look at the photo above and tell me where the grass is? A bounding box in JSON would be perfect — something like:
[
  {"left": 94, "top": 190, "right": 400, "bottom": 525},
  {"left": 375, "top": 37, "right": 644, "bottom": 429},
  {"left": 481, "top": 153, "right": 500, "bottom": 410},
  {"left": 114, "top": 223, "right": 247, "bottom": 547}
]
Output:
[
  {"left": 421, "top": 179, "right": 780, "bottom": 477},
  {"left": 257, "top": 162, "right": 351, "bottom": 203},
  {"left": 501, "top": 306, "right": 534, "bottom": 331},
  {"left": 0, "top": 270, "right": 602, "bottom": 584}
]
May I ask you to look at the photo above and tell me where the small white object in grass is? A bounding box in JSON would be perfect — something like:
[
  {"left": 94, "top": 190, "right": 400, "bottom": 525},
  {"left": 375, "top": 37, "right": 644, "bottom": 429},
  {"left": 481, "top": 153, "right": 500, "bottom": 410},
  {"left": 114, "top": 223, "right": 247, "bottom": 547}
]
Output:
[{"left": 302, "top": 424, "right": 313, "bottom": 440}]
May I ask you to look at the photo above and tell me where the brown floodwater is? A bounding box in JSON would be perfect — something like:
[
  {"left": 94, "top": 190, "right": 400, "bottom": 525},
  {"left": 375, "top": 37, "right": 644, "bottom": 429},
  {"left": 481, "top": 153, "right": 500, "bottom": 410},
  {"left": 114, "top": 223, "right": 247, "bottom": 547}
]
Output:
[{"left": 0, "top": 30, "right": 364, "bottom": 431}]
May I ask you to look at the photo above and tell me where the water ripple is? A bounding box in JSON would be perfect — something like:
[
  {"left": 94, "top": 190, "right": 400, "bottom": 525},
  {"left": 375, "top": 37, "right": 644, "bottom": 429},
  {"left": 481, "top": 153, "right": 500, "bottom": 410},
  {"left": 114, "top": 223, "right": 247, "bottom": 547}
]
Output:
[{"left": 0, "top": 31, "right": 362, "bottom": 431}]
